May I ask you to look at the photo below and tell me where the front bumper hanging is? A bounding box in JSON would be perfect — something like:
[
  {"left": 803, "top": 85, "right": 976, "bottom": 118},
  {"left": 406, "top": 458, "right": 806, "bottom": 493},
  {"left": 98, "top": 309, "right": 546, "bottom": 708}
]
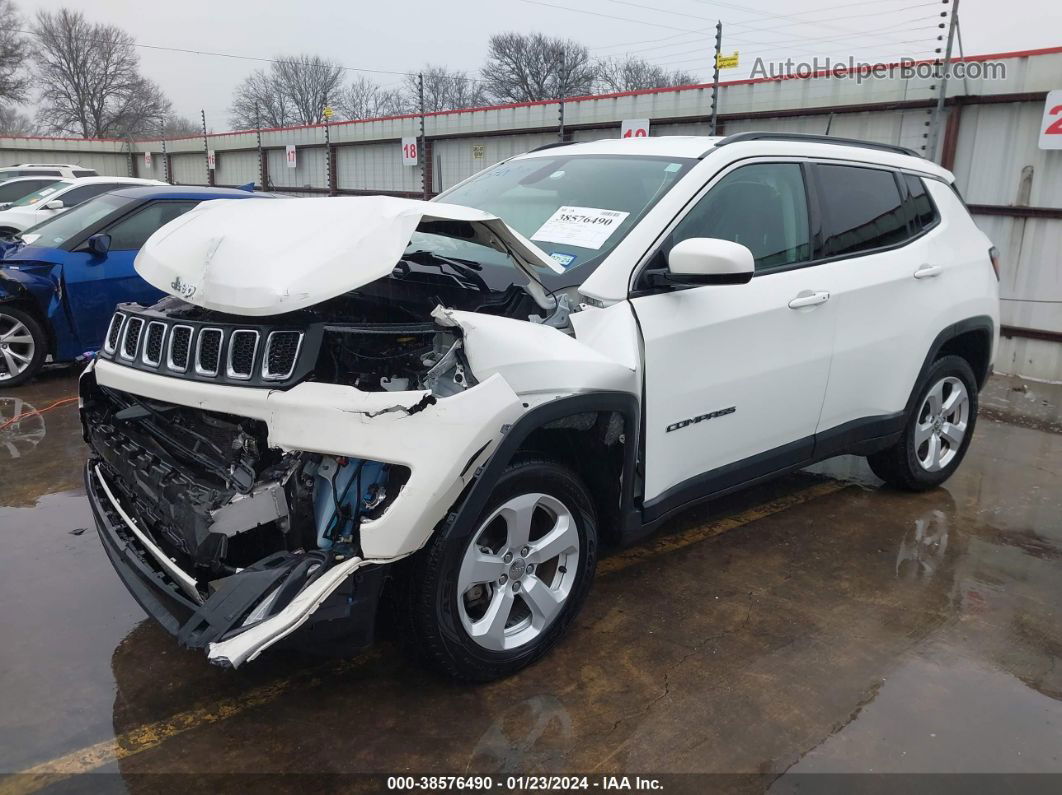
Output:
[{"left": 85, "top": 462, "right": 388, "bottom": 666}]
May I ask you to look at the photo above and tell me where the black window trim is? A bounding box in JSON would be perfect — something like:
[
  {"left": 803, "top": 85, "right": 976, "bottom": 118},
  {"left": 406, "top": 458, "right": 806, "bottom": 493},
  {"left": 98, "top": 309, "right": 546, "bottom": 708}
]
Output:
[
  {"left": 802, "top": 162, "right": 942, "bottom": 269},
  {"left": 631, "top": 155, "right": 948, "bottom": 296},
  {"left": 629, "top": 155, "right": 946, "bottom": 296}
]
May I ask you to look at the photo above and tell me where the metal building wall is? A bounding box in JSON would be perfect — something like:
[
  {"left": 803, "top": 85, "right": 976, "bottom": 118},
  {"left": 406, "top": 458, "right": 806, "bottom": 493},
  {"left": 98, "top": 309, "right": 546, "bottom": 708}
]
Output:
[
  {"left": 2, "top": 48, "right": 1059, "bottom": 379},
  {"left": 213, "top": 150, "right": 258, "bottom": 187}
]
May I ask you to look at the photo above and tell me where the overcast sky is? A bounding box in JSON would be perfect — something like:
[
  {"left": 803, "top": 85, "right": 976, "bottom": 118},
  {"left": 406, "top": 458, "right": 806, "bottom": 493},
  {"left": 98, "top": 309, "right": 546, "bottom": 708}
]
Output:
[{"left": 12, "top": 0, "right": 1062, "bottom": 127}]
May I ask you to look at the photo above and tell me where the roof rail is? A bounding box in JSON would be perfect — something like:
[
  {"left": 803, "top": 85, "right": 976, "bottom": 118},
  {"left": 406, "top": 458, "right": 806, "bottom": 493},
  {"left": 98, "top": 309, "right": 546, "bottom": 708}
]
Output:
[
  {"left": 529, "top": 141, "right": 574, "bottom": 153},
  {"left": 712, "top": 131, "right": 922, "bottom": 158}
]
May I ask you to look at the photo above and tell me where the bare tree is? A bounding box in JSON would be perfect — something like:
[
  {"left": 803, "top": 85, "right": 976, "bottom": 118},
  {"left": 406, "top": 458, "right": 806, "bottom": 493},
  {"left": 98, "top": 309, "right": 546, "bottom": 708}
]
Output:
[
  {"left": 0, "top": 105, "right": 35, "bottom": 136},
  {"left": 230, "top": 70, "right": 291, "bottom": 129},
  {"left": 230, "top": 55, "right": 344, "bottom": 128},
  {"left": 0, "top": 0, "right": 28, "bottom": 105},
  {"left": 273, "top": 55, "right": 344, "bottom": 123},
  {"left": 336, "top": 76, "right": 409, "bottom": 120},
  {"left": 33, "top": 9, "right": 172, "bottom": 138},
  {"left": 402, "top": 65, "right": 487, "bottom": 112},
  {"left": 481, "top": 33, "right": 596, "bottom": 102},
  {"left": 161, "top": 114, "right": 201, "bottom": 137},
  {"left": 595, "top": 55, "right": 699, "bottom": 93}
]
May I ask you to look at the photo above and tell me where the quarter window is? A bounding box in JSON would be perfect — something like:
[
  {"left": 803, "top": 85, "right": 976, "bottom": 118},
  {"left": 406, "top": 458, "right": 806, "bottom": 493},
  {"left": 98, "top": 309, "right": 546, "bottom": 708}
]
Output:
[
  {"left": 815, "top": 164, "right": 908, "bottom": 257},
  {"left": 667, "top": 163, "right": 810, "bottom": 272},
  {"left": 903, "top": 174, "right": 937, "bottom": 232}
]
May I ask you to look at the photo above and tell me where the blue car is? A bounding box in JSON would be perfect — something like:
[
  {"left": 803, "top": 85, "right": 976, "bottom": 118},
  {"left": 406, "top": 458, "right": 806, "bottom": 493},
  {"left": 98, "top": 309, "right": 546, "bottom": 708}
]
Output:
[{"left": 0, "top": 186, "right": 269, "bottom": 386}]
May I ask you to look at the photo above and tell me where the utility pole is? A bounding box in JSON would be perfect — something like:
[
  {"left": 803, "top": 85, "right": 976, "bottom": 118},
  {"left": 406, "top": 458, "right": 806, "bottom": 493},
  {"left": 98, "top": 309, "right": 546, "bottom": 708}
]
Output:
[
  {"left": 927, "top": 0, "right": 959, "bottom": 160},
  {"left": 161, "top": 137, "right": 169, "bottom": 184},
  {"left": 254, "top": 103, "right": 264, "bottom": 191},
  {"left": 323, "top": 94, "right": 333, "bottom": 195},
  {"left": 710, "top": 21, "right": 722, "bottom": 136},
  {"left": 558, "top": 100, "right": 565, "bottom": 142},
  {"left": 200, "top": 109, "right": 213, "bottom": 186},
  {"left": 418, "top": 72, "right": 428, "bottom": 200}
]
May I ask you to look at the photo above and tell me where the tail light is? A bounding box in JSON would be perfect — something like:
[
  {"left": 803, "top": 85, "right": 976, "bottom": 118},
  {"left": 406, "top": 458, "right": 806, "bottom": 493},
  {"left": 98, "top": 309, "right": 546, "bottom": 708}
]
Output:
[{"left": 988, "top": 246, "right": 1001, "bottom": 280}]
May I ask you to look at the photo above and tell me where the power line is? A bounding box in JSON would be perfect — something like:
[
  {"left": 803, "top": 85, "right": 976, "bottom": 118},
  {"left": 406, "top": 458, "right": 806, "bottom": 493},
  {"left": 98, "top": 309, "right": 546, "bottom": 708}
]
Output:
[
  {"left": 611, "top": 3, "right": 938, "bottom": 57},
  {"left": 588, "top": 0, "right": 929, "bottom": 51},
  {"left": 520, "top": 0, "right": 940, "bottom": 54}
]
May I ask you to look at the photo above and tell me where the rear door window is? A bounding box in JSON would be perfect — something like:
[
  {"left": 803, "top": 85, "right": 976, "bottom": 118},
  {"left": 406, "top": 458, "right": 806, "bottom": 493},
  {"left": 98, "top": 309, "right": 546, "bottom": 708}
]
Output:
[{"left": 814, "top": 164, "right": 909, "bottom": 258}]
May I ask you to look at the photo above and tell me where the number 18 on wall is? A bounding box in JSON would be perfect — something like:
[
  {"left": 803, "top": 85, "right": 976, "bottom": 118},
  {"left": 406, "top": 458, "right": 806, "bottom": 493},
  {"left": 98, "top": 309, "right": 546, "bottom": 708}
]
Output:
[{"left": 402, "top": 137, "right": 419, "bottom": 166}]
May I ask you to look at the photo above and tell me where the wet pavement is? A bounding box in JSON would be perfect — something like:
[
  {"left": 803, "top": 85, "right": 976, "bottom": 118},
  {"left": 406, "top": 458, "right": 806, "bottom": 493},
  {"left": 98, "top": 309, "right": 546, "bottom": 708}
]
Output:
[{"left": 1, "top": 367, "right": 1060, "bottom": 790}]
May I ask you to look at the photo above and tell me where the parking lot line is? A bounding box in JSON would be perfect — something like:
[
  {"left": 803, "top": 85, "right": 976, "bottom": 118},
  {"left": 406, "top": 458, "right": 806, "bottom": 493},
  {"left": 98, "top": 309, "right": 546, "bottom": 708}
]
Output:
[{"left": 2, "top": 480, "right": 847, "bottom": 791}]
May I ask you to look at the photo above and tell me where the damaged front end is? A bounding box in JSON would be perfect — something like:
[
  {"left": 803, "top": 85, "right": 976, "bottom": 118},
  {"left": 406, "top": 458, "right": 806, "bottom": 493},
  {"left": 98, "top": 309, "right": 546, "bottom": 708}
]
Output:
[
  {"left": 81, "top": 288, "right": 530, "bottom": 666},
  {"left": 82, "top": 368, "right": 404, "bottom": 665},
  {"left": 80, "top": 197, "right": 636, "bottom": 668}
]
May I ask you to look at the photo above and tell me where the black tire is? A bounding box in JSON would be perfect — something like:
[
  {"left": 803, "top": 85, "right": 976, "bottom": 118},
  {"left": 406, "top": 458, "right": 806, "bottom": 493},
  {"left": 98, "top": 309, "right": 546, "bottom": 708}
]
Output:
[
  {"left": 0, "top": 305, "right": 47, "bottom": 388},
  {"left": 868, "top": 355, "right": 979, "bottom": 491},
  {"left": 400, "top": 455, "right": 598, "bottom": 681}
]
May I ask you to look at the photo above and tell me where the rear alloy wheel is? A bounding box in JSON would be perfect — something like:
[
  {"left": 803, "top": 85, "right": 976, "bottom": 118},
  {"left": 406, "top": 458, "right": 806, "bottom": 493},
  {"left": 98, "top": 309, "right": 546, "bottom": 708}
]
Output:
[
  {"left": 913, "top": 376, "right": 971, "bottom": 473},
  {"left": 0, "top": 307, "right": 46, "bottom": 387},
  {"left": 403, "top": 455, "right": 597, "bottom": 681},
  {"left": 868, "top": 355, "right": 978, "bottom": 491}
]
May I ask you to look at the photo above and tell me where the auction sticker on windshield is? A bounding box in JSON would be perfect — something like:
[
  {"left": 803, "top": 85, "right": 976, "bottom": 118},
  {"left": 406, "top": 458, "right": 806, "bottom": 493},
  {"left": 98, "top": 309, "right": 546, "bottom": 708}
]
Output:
[{"left": 532, "top": 206, "right": 630, "bottom": 250}]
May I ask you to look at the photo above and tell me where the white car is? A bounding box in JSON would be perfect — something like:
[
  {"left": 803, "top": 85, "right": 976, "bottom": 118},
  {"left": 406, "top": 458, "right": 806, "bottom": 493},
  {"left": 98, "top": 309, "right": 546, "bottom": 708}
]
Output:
[
  {"left": 0, "top": 176, "right": 65, "bottom": 210},
  {"left": 0, "top": 163, "right": 98, "bottom": 181},
  {"left": 80, "top": 133, "right": 999, "bottom": 680},
  {"left": 0, "top": 176, "right": 165, "bottom": 238}
]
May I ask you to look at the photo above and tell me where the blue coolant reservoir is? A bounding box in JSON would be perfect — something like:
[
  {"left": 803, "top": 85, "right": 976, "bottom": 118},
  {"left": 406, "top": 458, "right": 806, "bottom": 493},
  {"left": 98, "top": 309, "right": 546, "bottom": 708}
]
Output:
[{"left": 313, "top": 457, "right": 390, "bottom": 549}]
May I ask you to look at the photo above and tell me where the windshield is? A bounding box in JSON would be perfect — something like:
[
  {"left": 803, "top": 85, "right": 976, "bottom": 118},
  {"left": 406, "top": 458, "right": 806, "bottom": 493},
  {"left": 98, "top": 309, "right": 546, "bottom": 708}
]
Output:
[
  {"left": 20, "top": 193, "right": 132, "bottom": 248},
  {"left": 11, "top": 180, "right": 72, "bottom": 207},
  {"left": 422, "top": 154, "right": 694, "bottom": 283}
]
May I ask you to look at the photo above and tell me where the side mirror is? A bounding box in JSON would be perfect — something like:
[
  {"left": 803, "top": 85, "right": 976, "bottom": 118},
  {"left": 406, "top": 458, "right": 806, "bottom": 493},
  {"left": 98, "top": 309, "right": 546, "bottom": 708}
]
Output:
[
  {"left": 85, "top": 233, "right": 111, "bottom": 257},
  {"left": 663, "top": 238, "right": 754, "bottom": 286},
  {"left": 44, "top": 199, "right": 65, "bottom": 210}
]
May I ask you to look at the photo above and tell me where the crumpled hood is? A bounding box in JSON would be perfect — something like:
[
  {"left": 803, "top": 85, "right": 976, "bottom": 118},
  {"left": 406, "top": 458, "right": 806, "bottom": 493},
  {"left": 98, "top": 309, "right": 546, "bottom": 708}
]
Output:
[{"left": 135, "top": 196, "right": 563, "bottom": 316}]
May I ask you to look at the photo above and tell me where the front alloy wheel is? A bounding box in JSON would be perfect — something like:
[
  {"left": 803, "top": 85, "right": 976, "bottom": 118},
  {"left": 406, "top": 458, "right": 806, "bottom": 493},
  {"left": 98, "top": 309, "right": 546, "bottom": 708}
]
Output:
[
  {"left": 402, "top": 455, "right": 598, "bottom": 681},
  {"left": 458, "top": 492, "right": 581, "bottom": 652}
]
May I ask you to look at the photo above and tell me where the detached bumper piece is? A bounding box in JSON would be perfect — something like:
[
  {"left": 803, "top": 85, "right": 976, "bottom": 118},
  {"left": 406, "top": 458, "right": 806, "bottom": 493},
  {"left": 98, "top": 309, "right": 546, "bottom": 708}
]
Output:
[{"left": 86, "top": 462, "right": 386, "bottom": 665}]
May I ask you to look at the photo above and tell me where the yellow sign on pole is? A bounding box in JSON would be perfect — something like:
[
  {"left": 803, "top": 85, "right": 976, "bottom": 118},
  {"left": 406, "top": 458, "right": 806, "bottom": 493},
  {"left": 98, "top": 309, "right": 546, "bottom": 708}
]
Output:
[
  {"left": 323, "top": 106, "right": 334, "bottom": 119},
  {"left": 716, "top": 51, "right": 739, "bottom": 70}
]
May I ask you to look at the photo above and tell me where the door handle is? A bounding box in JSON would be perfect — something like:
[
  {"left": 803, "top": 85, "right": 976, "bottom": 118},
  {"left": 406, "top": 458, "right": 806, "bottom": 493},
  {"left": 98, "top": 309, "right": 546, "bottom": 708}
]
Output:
[
  {"left": 914, "top": 263, "right": 942, "bottom": 279},
  {"left": 788, "top": 290, "right": 830, "bottom": 309}
]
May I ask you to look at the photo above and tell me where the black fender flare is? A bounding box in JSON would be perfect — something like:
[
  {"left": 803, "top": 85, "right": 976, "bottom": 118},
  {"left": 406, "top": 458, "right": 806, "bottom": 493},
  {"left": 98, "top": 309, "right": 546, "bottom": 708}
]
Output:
[
  {"left": 903, "top": 315, "right": 995, "bottom": 419},
  {"left": 444, "top": 391, "right": 641, "bottom": 544}
]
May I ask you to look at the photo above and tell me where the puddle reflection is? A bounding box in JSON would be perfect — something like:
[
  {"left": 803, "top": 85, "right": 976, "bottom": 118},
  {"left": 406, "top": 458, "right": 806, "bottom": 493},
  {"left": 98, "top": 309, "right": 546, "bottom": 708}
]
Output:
[{"left": 0, "top": 396, "right": 46, "bottom": 459}]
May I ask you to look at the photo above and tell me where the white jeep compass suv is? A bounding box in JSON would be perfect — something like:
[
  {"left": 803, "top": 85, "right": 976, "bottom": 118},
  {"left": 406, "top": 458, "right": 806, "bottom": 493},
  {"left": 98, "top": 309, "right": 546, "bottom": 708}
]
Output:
[{"left": 81, "top": 132, "right": 999, "bottom": 680}]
